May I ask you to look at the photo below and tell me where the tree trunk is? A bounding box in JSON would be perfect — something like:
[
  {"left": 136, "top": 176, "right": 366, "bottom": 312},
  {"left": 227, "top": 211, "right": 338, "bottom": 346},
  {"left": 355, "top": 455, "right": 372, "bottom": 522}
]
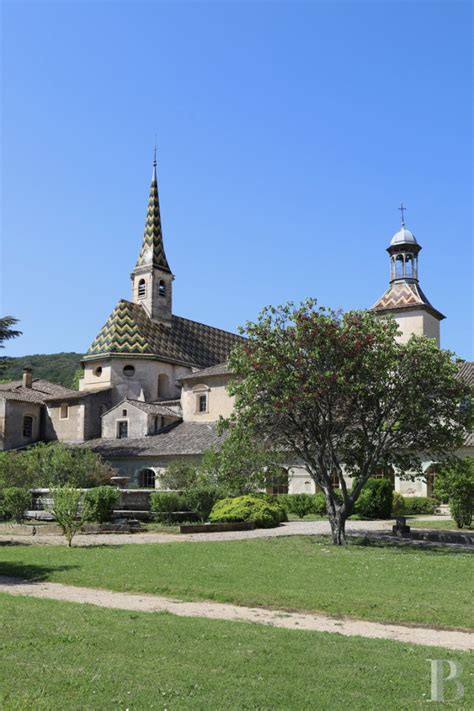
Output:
[{"left": 328, "top": 507, "right": 347, "bottom": 545}]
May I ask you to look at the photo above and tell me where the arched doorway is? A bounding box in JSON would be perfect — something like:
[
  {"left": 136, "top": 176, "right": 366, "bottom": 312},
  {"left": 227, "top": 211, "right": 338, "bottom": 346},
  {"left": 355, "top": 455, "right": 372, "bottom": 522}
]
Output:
[{"left": 138, "top": 469, "right": 156, "bottom": 488}]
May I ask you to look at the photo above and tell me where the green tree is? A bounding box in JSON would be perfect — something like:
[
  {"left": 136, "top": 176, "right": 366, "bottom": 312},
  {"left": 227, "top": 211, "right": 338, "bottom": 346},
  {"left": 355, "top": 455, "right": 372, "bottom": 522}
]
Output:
[
  {"left": 227, "top": 300, "right": 472, "bottom": 544},
  {"left": 434, "top": 458, "right": 473, "bottom": 528},
  {"left": 0, "top": 316, "right": 22, "bottom": 377},
  {"left": 50, "top": 486, "right": 85, "bottom": 547}
]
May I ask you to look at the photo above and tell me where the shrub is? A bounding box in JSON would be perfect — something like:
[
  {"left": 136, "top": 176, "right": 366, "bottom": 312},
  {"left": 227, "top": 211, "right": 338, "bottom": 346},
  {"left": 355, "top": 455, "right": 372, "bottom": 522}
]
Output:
[
  {"left": 312, "top": 492, "right": 327, "bottom": 516},
  {"left": 392, "top": 492, "right": 405, "bottom": 516},
  {"left": 50, "top": 486, "right": 84, "bottom": 547},
  {"left": 402, "top": 496, "right": 436, "bottom": 515},
  {"left": 434, "top": 458, "right": 473, "bottom": 529},
  {"left": 1, "top": 487, "right": 31, "bottom": 522},
  {"left": 209, "top": 495, "right": 282, "bottom": 528},
  {"left": 284, "top": 493, "right": 314, "bottom": 518},
  {"left": 183, "top": 486, "right": 222, "bottom": 522},
  {"left": 150, "top": 491, "right": 186, "bottom": 523},
  {"left": 82, "top": 486, "right": 119, "bottom": 523},
  {"left": 354, "top": 479, "right": 393, "bottom": 519},
  {"left": 449, "top": 496, "right": 473, "bottom": 529}
]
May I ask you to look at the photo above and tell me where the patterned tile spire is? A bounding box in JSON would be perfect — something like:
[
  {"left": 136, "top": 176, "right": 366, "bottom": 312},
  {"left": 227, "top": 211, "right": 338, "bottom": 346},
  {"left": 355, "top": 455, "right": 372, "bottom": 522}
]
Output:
[{"left": 135, "top": 150, "right": 171, "bottom": 273}]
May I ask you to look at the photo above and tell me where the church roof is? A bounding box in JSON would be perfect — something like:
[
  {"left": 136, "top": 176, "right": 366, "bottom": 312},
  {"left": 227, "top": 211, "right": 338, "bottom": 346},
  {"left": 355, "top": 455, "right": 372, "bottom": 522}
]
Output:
[
  {"left": 135, "top": 159, "right": 171, "bottom": 273},
  {"left": 84, "top": 299, "right": 244, "bottom": 368},
  {"left": 370, "top": 281, "right": 445, "bottom": 320}
]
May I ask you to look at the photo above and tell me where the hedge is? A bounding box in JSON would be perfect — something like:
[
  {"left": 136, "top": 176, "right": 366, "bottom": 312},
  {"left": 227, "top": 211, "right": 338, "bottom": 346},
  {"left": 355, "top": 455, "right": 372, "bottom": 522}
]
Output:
[{"left": 209, "top": 495, "right": 282, "bottom": 528}]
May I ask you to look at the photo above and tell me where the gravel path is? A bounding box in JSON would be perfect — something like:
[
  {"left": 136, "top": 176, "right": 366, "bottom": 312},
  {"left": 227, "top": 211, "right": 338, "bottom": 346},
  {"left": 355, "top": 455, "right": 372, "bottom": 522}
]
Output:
[
  {"left": 0, "top": 519, "right": 398, "bottom": 546},
  {"left": 0, "top": 575, "right": 471, "bottom": 651}
]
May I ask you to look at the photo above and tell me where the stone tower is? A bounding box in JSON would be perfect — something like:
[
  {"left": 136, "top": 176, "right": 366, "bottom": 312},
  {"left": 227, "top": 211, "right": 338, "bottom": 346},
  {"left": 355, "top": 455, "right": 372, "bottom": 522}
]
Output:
[
  {"left": 371, "top": 211, "right": 445, "bottom": 345},
  {"left": 130, "top": 152, "right": 174, "bottom": 325}
]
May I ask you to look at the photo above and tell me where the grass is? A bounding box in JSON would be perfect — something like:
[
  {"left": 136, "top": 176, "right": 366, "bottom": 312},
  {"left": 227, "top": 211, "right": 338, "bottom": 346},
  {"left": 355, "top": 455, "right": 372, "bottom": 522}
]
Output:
[
  {"left": 1, "top": 536, "right": 472, "bottom": 629},
  {"left": 410, "top": 518, "right": 473, "bottom": 531},
  {"left": 0, "top": 594, "right": 471, "bottom": 710}
]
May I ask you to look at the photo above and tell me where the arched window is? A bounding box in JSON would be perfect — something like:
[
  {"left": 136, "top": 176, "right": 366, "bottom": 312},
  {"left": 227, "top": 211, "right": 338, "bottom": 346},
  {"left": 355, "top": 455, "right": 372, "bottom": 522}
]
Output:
[
  {"left": 405, "top": 254, "right": 414, "bottom": 278},
  {"left": 158, "top": 373, "right": 171, "bottom": 399},
  {"left": 23, "top": 416, "right": 33, "bottom": 438},
  {"left": 395, "top": 254, "right": 404, "bottom": 278},
  {"left": 138, "top": 279, "right": 146, "bottom": 298},
  {"left": 138, "top": 468, "right": 156, "bottom": 488},
  {"left": 158, "top": 280, "right": 166, "bottom": 297}
]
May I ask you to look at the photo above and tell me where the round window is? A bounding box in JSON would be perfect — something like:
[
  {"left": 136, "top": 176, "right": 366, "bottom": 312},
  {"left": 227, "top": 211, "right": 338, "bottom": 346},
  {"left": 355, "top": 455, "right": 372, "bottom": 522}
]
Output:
[
  {"left": 93, "top": 366, "right": 102, "bottom": 377},
  {"left": 123, "top": 365, "right": 135, "bottom": 377}
]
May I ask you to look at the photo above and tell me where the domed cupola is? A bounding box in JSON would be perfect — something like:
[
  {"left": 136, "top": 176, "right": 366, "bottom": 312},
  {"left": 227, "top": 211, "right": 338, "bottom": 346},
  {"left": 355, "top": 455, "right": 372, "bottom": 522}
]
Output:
[{"left": 387, "top": 207, "right": 421, "bottom": 283}]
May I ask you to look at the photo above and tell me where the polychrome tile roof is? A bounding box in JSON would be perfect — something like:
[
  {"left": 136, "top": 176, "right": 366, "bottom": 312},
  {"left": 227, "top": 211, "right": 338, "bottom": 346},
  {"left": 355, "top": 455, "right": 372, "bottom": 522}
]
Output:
[
  {"left": 135, "top": 165, "right": 171, "bottom": 272},
  {"left": 370, "top": 281, "right": 445, "bottom": 320},
  {"left": 84, "top": 299, "right": 243, "bottom": 368}
]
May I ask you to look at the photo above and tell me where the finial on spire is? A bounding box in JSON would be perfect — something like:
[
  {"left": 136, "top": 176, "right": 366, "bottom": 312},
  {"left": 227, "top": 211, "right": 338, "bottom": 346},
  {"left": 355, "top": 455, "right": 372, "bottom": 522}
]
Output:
[
  {"left": 152, "top": 145, "right": 157, "bottom": 182},
  {"left": 398, "top": 202, "right": 407, "bottom": 227}
]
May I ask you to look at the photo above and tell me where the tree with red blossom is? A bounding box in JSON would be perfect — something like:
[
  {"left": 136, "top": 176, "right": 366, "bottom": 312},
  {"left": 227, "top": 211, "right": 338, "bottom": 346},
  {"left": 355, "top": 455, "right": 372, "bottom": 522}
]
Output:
[{"left": 226, "top": 299, "right": 472, "bottom": 544}]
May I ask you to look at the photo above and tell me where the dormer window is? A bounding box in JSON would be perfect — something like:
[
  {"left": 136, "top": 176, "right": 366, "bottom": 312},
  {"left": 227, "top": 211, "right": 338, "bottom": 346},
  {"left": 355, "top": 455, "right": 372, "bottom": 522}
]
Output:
[
  {"left": 138, "top": 279, "right": 146, "bottom": 298},
  {"left": 158, "top": 280, "right": 166, "bottom": 297}
]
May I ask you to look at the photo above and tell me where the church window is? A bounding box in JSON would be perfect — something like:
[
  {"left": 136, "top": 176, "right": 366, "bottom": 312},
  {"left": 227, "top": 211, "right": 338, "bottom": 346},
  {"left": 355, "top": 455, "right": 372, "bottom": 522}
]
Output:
[
  {"left": 158, "top": 280, "right": 166, "bottom": 297},
  {"left": 138, "top": 279, "right": 146, "bottom": 298},
  {"left": 60, "top": 404, "right": 69, "bottom": 420},
  {"left": 22, "top": 416, "right": 33, "bottom": 438},
  {"left": 198, "top": 393, "right": 208, "bottom": 413},
  {"left": 138, "top": 468, "right": 156, "bottom": 488},
  {"left": 123, "top": 365, "right": 135, "bottom": 377},
  {"left": 93, "top": 366, "right": 102, "bottom": 377},
  {"left": 122, "top": 409, "right": 127, "bottom": 417},
  {"left": 117, "top": 420, "right": 128, "bottom": 439}
]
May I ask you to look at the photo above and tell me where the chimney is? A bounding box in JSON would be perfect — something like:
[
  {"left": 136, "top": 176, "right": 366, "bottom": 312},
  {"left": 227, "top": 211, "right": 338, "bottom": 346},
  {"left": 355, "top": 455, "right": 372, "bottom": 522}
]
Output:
[{"left": 22, "top": 368, "right": 33, "bottom": 389}]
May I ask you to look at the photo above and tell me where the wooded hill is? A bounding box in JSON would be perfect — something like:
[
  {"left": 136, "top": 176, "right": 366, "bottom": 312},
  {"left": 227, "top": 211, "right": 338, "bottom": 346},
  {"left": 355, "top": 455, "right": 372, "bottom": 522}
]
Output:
[{"left": 1, "top": 352, "right": 83, "bottom": 389}]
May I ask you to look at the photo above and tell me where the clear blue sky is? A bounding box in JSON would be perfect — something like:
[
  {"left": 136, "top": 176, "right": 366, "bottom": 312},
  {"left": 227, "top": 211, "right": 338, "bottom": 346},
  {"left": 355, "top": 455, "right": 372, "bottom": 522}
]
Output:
[{"left": 2, "top": 1, "right": 472, "bottom": 359}]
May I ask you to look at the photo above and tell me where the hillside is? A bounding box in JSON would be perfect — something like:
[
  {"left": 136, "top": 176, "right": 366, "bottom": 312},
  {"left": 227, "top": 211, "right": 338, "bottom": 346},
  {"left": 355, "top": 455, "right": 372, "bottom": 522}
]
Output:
[{"left": 1, "top": 352, "right": 83, "bottom": 389}]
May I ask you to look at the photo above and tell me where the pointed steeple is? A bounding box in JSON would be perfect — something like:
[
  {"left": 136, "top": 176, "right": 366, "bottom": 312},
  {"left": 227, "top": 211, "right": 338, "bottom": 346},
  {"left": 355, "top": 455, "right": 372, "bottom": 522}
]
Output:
[{"left": 135, "top": 150, "right": 171, "bottom": 273}]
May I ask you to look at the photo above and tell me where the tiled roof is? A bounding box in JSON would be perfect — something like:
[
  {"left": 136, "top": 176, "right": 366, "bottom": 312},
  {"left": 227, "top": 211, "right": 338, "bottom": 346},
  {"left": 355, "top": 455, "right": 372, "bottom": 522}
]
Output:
[
  {"left": 457, "top": 361, "right": 474, "bottom": 386},
  {"left": 370, "top": 282, "right": 445, "bottom": 320},
  {"left": 84, "top": 421, "right": 225, "bottom": 457},
  {"left": 135, "top": 163, "right": 171, "bottom": 273},
  {"left": 84, "top": 299, "right": 243, "bottom": 368},
  {"left": 180, "top": 362, "right": 232, "bottom": 382},
  {"left": 125, "top": 399, "right": 181, "bottom": 418},
  {"left": 0, "top": 379, "right": 80, "bottom": 404}
]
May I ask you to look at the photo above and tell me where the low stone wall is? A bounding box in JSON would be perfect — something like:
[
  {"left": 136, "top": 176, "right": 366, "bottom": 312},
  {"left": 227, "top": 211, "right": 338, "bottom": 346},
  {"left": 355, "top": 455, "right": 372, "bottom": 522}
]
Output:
[{"left": 180, "top": 522, "right": 256, "bottom": 534}]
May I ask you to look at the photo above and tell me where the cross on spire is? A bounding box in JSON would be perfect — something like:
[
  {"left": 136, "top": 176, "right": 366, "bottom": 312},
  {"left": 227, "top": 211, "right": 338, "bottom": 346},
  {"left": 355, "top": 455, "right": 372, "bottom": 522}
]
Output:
[{"left": 398, "top": 202, "right": 407, "bottom": 227}]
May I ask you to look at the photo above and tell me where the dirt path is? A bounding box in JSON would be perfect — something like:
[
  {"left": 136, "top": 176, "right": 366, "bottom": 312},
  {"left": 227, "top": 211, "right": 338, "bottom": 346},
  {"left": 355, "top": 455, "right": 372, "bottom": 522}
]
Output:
[
  {"left": 0, "top": 519, "right": 397, "bottom": 546},
  {"left": 0, "top": 575, "right": 471, "bottom": 651}
]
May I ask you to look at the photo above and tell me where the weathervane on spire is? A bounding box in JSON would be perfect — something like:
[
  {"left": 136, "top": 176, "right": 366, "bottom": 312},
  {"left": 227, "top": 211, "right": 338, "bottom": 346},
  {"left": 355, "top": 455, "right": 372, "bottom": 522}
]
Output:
[{"left": 398, "top": 202, "right": 407, "bottom": 227}]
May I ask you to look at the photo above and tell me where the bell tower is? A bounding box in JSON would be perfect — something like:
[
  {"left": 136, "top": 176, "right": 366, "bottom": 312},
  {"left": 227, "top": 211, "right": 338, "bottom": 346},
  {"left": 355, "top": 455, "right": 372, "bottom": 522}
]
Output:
[
  {"left": 371, "top": 205, "right": 445, "bottom": 344},
  {"left": 131, "top": 151, "right": 174, "bottom": 325}
]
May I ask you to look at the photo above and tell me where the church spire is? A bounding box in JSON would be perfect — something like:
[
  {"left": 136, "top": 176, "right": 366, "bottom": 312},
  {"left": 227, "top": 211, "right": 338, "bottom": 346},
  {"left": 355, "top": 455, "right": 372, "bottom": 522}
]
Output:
[{"left": 135, "top": 150, "right": 171, "bottom": 273}]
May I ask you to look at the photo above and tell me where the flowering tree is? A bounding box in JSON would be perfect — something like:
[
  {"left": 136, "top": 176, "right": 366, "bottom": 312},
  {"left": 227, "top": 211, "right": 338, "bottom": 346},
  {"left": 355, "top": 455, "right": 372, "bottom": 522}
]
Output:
[{"left": 227, "top": 300, "right": 472, "bottom": 544}]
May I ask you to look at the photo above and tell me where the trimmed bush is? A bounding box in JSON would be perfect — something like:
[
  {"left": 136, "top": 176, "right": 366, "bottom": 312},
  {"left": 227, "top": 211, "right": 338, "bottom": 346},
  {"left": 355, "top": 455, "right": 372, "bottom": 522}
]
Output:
[
  {"left": 82, "top": 486, "right": 119, "bottom": 523},
  {"left": 1, "top": 487, "right": 31, "bottom": 522},
  {"left": 285, "top": 493, "right": 314, "bottom": 519},
  {"left": 183, "top": 486, "right": 222, "bottom": 522},
  {"left": 392, "top": 492, "right": 405, "bottom": 516},
  {"left": 312, "top": 493, "right": 327, "bottom": 516},
  {"left": 209, "top": 495, "right": 282, "bottom": 528},
  {"left": 354, "top": 479, "right": 393, "bottom": 519},
  {"left": 402, "top": 496, "right": 436, "bottom": 515}
]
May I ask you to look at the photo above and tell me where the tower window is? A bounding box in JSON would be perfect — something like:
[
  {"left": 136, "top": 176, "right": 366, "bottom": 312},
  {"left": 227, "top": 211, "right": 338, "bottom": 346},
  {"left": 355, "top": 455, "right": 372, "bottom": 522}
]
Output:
[
  {"left": 23, "top": 416, "right": 33, "bottom": 438},
  {"left": 138, "top": 279, "right": 146, "bottom": 298},
  {"left": 158, "top": 280, "right": 166, "bottom": 297},
  {"left": 123, "top": 365, "right": 135, "bottom": 377}
]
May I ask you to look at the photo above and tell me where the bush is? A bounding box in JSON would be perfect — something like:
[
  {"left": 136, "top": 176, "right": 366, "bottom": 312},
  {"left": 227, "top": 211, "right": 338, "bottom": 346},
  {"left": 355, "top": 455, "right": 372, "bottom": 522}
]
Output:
[
  {"left": 183, "top": 486, "right": 222, "bottom": 522},
  {"left": 209, "top": 495, "right": 282, "bottom": 528},
  {"left": 434, "top": 458, "right": 473, "bottom": 529},
  {"left": 354, "top": 479, "right": 393, "bottom": 519},
  {"left": 450, "top": 496, "right": 473, "bottom": 529},
  {"left": 50, "top": 486, "right": 84, "bottom": 547},
  {"left": 284, "top": 493, "right": 314, "bottom": 519},
  {"left": 150, "top": 491, "right": 186, "bottom": 523},
  {"left": 82, "top": 486, "right": 119, "bottom": 523},
  {"left": 312, "top": 492, "right": 327, "bottom": 516},
  {"left": 402, "top": 496, "right": 436, "bottom": 515},
  {"left": 392, "top": 492, "right": 405, "bottom": 516},
  {"left": 1, "top": 487, "right": 31, "bottom": 522}
]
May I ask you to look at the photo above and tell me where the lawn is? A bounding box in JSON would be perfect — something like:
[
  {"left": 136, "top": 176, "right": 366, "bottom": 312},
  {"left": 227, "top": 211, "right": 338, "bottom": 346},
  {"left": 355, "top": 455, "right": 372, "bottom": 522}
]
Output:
[
  {"left": 1, "top": 536, "right": 472, "bottom": 629},
  {"left": 0, "top": 594, "right": 471, "bottom": 710},
  {"left": 410, "top": 518, "right": 473, "bottom": 531}
]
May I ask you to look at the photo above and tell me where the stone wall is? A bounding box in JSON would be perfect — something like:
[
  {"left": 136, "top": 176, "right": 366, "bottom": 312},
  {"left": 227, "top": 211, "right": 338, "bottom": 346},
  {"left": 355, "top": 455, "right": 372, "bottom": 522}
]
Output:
[{"left": 0, "top": 399, "right": 42, "bottom": 450}]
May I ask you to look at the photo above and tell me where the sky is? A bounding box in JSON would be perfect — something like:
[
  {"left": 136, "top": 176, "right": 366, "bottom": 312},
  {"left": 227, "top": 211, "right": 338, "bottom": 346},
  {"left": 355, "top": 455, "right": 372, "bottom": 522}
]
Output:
[{"left": 1, "top": 0, "right": 472, "bottom": 360}]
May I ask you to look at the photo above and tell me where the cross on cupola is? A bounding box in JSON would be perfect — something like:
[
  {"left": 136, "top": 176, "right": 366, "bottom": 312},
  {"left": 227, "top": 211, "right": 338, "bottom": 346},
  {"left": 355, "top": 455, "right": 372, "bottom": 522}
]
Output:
[{"left": 398, "top": 202, "right": 407, "bottom": 227}]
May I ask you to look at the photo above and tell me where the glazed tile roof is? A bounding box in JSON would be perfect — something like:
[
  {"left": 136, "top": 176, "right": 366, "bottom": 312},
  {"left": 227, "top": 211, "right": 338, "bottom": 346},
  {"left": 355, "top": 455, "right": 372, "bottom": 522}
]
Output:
[
  {"left": 370, "top": 282, "right": 445, "bottom": 320},
  {"left": 457, "top": 361, "right": 474, "bottom": 387},
  {"left": 180, "top": 362, "right": 232, "bottom": 381},
  {"left": 84, "top": 299, "right": 244, "bottom": 368},
  {"left": 135, "top": 162, "right": 171, "bottom": 273},
  {"left": 85, "top": 421, "right": 225, "bottom": 457}
]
